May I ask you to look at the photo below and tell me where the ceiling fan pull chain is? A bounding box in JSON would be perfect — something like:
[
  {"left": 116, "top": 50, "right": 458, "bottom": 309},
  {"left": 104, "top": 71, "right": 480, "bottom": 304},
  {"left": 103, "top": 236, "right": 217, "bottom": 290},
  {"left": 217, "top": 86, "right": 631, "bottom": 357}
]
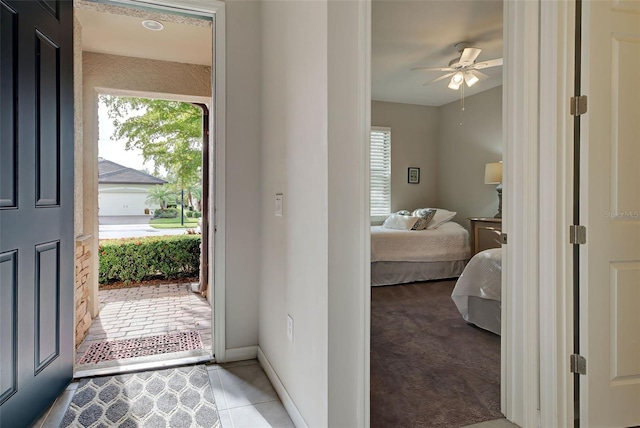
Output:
[{"left": 459, "top": 84, "right": 465, "bottom": 126}]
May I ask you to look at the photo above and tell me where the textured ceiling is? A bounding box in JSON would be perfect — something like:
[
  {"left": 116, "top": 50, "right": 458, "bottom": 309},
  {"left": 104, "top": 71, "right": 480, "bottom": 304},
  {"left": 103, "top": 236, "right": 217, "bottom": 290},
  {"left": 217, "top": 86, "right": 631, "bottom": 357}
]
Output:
[
  {"left": 75, "top": 6, "right": 212, "bottom": 66},
  {"left": 372, "top": 0, "right": 503, "bottom": 107}
]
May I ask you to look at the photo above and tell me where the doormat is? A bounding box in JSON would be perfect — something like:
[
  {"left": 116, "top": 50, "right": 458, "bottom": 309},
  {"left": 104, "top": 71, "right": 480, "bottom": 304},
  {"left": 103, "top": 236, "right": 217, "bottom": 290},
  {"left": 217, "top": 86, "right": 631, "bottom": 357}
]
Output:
[
  {"left": 78, "top": 331, "right": 203, "bottom": 365},
  {"left": 61, "top": 365, "right": 220, "bottom": 427}
]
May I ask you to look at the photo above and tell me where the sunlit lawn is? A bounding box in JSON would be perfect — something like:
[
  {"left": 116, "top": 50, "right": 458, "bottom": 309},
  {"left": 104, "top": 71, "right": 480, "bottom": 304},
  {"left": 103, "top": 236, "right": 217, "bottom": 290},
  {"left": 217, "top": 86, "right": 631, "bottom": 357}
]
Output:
[{"left": 149, "top": 217, "right": 199, "bottom": 229}]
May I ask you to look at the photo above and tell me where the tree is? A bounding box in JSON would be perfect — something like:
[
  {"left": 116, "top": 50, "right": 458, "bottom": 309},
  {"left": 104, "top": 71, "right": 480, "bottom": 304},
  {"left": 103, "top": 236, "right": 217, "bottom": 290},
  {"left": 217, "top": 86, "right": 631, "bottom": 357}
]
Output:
[
  {"left": 146, "top": 185, "right": 176, "bottom": 210},
  {"left": 101, "top": 95, "right": 203, "bottom": 192}
]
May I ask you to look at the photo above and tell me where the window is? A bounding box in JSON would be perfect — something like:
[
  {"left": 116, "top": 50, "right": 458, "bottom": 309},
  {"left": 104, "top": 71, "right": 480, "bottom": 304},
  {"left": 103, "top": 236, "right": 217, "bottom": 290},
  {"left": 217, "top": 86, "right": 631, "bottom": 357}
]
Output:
[{"left": 370, "top": 127, "right": 391, "bottom": 218}]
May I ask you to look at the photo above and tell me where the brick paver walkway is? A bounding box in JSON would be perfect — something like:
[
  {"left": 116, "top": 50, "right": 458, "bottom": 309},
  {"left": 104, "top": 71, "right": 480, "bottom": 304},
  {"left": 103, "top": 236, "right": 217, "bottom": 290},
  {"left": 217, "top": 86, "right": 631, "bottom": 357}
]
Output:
[{"left": 76, "top": 283, "right": 212, "bottom": 364}]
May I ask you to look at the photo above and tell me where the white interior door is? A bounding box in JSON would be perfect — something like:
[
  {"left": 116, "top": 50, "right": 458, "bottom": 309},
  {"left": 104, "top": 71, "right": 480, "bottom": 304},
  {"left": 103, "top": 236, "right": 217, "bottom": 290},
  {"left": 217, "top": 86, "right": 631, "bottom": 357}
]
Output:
[{"left": 581, "top": 1, "right": 640, "bottom": 426}]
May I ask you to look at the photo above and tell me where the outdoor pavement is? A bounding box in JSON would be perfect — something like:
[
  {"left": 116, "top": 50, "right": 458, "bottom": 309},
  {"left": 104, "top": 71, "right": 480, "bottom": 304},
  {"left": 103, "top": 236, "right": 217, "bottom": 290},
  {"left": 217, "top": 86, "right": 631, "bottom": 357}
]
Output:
[
  {"left": 99, "top": 224, "right": 191, "bottom": 239},
  {"left": 98, "top": 215, "right": 198, "bottom": 239},
  {"left": 99, "top": 215, "right": 153, "bottom": 225},
  {"left": 75, "top": 282, "right": 212, "bottom": 365}
]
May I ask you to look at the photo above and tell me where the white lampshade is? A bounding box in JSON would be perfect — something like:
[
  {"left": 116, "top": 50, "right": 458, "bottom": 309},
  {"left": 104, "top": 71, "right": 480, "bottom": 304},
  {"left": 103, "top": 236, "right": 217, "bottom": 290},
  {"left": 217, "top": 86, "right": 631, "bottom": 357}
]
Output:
[{"left": 484, "top": 162, "right": 502, "bottom": 184}]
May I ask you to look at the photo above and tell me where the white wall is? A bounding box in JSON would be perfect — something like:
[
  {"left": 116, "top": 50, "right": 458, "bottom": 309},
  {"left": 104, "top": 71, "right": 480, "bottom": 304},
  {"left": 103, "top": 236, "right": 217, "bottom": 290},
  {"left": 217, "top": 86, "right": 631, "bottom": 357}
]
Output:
[
  {"left": 327, "top": 1, "right": 369, "bottom": 426},
  {"left": 258, "top": 1, "right": 329, "bottom": 426},
  {"left": 224, "top": 0, "right": 261, "bottom": 351},
  {"left": 371, "top": 101, "right": 439, "bottom": 212},
  {"left": 437, "top": 86, "right": 503, "bottom": 228}
]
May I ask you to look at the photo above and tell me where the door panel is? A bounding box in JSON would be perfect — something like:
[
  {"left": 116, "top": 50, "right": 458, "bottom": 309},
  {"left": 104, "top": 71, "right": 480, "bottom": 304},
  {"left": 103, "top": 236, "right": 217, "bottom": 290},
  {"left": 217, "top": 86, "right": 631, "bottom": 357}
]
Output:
[
  {"left": 0, "top": 2, "right": 17, "bottom": 208},
  {"left": 0, "top": 1, "right": 74, "bottom": 426},
  {"left": 35, "top": 31, "right": 61, "bottom": 207},
  {"left": 582, "top": 0, "right": 640, "bottom": 426},
  {"left": 0, "top": 251, "right": 17, "bottom": 404}
]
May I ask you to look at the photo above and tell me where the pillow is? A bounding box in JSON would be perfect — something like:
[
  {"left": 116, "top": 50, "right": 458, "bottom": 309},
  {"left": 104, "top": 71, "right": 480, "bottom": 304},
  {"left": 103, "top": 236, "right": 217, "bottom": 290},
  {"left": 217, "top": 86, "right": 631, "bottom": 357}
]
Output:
[
  {"left": 412, "top": 208, "right": 437, "bottom": 223},
  {"left": 395, "top": 210, "right": 411, "bottom": 216},
  {"left": 412, "top": 208, "right": 457, "bottom": 229},
  {"left": 411, "top": 217, "right": 430, "bottom": 230},
  {"left": 382, "top": 214, "right": 420, "bottom": 230},
  {"left": 410, "top": 208, "right": 437, "bottom": 230}
]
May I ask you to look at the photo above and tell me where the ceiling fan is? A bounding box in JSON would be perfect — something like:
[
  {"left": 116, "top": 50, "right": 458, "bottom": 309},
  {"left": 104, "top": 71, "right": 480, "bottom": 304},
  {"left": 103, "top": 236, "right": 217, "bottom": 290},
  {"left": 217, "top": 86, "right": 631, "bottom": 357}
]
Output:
[{"left": 411, "top": 42, "right": 503, "bottom": 90}]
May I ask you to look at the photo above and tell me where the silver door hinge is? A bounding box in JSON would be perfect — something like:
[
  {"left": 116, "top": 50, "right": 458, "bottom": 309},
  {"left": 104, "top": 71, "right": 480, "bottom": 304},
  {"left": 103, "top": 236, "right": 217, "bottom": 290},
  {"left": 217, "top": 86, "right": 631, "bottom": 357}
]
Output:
[
  {"left": 570, "top": 95, "right": 588, "bottom": 116},
  {"left": 570, "top": 354, "right": 587, "bottom": 375},
  {"left": 569, "top": 225, "right": 587, "bottom": 244},
  {"left": 500, "top": 233, "right": 508, "bottom": 244}
]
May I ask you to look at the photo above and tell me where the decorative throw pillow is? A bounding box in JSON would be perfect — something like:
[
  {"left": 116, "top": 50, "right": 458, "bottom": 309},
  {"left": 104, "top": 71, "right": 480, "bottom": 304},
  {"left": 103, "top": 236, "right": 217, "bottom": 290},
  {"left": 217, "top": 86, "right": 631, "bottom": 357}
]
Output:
[
  {"left": 411, "top": 217, "right": 429, "bottom": 230},
  {"left": 412, "top": 208, "right": 437, "bottom": 225},
  {"left": 382, "top": 214, "right": 420, "bottom": 230},
  {"left": 396, "top": 210, "right": 411, "bottom": 216}
]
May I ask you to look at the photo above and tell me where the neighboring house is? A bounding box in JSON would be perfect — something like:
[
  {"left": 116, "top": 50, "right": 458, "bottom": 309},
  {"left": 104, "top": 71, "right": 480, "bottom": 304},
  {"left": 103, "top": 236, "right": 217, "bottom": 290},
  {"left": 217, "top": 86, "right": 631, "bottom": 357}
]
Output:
[{"left": 98, "top": 158, "right": 167, "bottom": 217}]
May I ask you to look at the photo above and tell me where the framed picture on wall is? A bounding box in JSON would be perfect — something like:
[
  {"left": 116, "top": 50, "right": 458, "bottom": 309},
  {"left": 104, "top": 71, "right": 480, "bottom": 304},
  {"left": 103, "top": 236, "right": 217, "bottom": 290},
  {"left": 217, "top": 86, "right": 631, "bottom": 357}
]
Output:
[{"left": 408, "top": 167, "right": 420, "bottom": 184}]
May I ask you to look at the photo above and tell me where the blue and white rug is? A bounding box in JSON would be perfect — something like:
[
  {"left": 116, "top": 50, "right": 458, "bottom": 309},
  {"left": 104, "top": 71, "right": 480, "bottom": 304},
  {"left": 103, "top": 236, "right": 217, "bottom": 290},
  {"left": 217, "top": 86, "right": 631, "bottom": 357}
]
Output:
[{"left": 60, "top": 365, "right": 219, "bottom": 427}]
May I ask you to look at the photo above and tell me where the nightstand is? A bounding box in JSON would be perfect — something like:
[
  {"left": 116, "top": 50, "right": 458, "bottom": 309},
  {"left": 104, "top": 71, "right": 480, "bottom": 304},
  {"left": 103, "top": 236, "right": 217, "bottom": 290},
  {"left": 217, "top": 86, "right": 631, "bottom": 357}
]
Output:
[{"left": 469, "top": 217, "right": 503, "bottom": 256}]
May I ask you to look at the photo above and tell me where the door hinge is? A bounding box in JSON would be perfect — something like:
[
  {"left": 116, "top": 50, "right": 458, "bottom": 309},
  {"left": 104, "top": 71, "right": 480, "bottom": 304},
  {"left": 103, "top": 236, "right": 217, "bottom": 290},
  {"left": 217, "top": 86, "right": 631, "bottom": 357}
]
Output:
[
  {"left": 570, "top": 95, "right": 588, "bottom": 116},
  {"left": 570, "top": 354, "right": 587, "bottom": 375},
  {"left": 500, "top": 233, "right": 508, "bottom": 244},
  {"left": 569, "top": 225, "right": 587, "bottom": 244}
]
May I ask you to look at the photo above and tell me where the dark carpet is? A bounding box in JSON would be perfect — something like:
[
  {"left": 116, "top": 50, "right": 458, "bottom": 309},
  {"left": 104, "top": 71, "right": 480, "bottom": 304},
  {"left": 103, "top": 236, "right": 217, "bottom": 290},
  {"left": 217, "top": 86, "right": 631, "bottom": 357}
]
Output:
[{"left": 371, "top": 280, "right": 502, "bottom": 428}]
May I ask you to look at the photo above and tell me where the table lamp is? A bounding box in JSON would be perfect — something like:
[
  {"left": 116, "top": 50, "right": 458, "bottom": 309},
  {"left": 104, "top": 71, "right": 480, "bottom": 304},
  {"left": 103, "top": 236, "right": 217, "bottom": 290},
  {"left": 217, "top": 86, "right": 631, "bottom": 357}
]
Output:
[{"left": 484, "top": 162, "right": 502, "bottom": 218}]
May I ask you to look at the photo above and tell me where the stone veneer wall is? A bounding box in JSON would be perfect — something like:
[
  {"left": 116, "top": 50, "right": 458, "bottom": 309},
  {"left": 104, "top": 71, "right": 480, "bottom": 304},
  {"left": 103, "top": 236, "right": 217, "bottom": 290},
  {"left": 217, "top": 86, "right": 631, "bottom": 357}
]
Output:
[{"left": 75, "top": 236, "right": 93, "bottom": 346}]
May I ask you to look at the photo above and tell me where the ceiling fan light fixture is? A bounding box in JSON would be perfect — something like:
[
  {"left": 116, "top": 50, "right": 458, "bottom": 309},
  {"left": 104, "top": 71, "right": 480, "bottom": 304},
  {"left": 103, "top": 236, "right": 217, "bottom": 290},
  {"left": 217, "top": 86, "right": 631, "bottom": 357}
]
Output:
[
  {"left": 142, "top": 20, "right": 164, "bottom": 31},
  {"left": 448, "top": 72, "right": 464, "bottom": 90},
  {"left": 464, "top": 71, "right": 480, "bottom": 87}
]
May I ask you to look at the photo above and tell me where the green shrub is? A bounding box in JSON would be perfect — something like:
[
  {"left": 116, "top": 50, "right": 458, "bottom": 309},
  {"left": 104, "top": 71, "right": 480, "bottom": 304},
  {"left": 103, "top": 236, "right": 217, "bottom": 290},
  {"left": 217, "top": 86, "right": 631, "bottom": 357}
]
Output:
[
  {"left": 185, "top": 211, "right": 193, "bottom": 218},
  {"left": 192, "top": 211, "right": 202, "bottom": 218},
  {"left": 98, "top": 235, "right": 201, "bottom": 285},
  {"left": 153, "top": 208, "right": 178, "bottom": 219}
]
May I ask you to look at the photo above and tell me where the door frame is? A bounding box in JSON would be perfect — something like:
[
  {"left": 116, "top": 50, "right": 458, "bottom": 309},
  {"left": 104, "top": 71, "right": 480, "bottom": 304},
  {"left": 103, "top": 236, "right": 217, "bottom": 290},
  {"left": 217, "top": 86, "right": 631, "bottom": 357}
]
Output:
[
  {"left": 503, "top": 1, "right": 575, "bottom": 426},
  {"left": 537, "top": 1, "right": 575, "bottom": 427},
  {"left": 361, "top": 1, "right": 569, "bottom": 427},
  {"left": 104, "top": 0, "right": 227, "bottom": 362}
]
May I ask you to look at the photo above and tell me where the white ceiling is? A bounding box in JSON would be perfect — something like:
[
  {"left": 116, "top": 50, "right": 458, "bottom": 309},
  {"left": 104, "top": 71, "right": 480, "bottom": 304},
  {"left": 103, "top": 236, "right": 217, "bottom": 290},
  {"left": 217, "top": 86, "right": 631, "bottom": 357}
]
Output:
[
  {"left": 75, "top": 7, "right": 212, "bottom": 66},
  {"left": 372, "top": 0, "right": 503, "bottom": 107}
]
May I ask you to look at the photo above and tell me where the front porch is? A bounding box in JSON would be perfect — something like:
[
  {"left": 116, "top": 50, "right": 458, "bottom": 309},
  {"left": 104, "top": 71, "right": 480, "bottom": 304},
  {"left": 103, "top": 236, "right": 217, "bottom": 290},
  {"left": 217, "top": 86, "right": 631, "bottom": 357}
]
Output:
[{"left": 75, "top": 282, "right": 212, "bottom": 373}]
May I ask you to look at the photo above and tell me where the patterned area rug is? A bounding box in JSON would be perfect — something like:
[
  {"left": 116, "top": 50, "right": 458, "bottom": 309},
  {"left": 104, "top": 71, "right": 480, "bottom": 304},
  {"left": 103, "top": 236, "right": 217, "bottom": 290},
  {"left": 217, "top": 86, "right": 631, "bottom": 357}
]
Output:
[
  {"left": 78, "top": 331, "right": 203, "bottom": 364},
  {"left": 61, "top": 365, "right": 219, "bottom": 427}
]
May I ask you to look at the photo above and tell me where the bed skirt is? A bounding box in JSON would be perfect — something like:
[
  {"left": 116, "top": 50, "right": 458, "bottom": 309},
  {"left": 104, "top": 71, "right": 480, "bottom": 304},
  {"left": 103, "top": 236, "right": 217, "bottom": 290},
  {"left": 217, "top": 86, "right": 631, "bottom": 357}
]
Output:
[{"left": 371, "top": 260, "right": 467, "bottom": 287}]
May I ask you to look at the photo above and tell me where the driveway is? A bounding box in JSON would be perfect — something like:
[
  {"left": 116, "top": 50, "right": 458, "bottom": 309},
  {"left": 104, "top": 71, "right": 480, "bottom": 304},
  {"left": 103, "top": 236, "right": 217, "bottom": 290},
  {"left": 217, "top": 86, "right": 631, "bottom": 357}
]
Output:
[
  {"left": 99, "top": 224, "right": 192, "bottom": 239},
  {"left": 99, "top": 215, "right": 153, "bottom": 225}
]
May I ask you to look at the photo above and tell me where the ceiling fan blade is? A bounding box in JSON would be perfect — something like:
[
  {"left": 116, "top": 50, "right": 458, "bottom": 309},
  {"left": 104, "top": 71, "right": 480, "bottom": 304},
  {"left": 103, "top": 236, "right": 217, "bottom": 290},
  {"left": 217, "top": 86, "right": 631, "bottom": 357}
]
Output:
[
  {"left": 421, "top": 72, "right": 455, "bottom": 86},
  {"left": 411, "top": 66, "right": 455, "bottom": 72},
  {"left": 470, "top": 70, "right": 490, "bottom": 80},
  {"left": 459, "top": 47, "right": 482, "bottom": 65},
  {"left": 473, "top": 58, "right": 503, "bottom": 69}
]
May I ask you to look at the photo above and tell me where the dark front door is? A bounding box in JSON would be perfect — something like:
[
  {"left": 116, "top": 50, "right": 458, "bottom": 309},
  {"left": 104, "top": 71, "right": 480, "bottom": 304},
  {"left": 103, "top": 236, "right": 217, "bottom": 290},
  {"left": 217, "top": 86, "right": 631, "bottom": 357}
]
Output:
[{"left": 0, "top": 1, "right": 74, "bottom": 426}]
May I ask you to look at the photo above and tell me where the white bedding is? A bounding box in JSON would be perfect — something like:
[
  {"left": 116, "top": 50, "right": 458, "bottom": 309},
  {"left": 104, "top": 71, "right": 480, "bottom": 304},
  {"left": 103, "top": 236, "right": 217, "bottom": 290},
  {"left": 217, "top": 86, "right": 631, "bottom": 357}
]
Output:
[
  {"left": 451, "top": 248, "right": 502, "bottom": 334},
  {"left": 371, "top": 221, "right": 470, "bottom": 263}
]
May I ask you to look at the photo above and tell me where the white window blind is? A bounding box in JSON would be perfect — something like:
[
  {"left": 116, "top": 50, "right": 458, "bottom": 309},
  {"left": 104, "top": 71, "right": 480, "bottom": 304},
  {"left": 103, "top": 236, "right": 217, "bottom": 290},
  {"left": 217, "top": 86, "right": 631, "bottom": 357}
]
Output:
[{"left": 370, "top": 127, "right": 391, "bottom": 217}]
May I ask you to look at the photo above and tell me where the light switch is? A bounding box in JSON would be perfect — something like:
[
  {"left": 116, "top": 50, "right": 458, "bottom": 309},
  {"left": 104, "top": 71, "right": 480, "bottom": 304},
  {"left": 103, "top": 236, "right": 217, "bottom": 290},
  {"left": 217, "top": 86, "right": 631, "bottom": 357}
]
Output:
[{"left": 275, "top": 193, "right": 283, "bottom": 217}]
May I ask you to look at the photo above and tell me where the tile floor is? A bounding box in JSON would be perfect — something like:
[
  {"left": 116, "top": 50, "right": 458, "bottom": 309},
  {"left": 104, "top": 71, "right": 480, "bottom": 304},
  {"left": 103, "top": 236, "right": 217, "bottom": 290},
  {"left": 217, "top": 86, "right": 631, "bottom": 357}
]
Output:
[
  {"left": 33, "top": 359, "right": 294, "bottom": 428},
  {"left": 34, "top": 358, "right": 518, "bottom": 428},
  {"left": 75, "top": 283, "right": 212, "bottom": 365}
]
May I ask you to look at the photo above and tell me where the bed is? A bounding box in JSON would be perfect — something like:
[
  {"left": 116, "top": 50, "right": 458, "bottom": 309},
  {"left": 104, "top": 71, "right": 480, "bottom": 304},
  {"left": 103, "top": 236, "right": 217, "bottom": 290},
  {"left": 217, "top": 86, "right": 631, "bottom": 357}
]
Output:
[
  {"left": 371, "top": 221, "right": 471, "bottom": 286},
  {"left": 451, "top": 248, "right": 502, "bottom": 335}
]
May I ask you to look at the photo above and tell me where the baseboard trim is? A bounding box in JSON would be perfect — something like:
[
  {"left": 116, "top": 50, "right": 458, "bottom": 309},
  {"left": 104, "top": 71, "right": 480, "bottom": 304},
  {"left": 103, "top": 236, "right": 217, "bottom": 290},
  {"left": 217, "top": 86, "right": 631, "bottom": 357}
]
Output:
[
  {"left": 224, "top": 346, "right": 258, "bottom": 362},
  {"left": 257, "top": 347, "right": 308, "bottom": 428}
]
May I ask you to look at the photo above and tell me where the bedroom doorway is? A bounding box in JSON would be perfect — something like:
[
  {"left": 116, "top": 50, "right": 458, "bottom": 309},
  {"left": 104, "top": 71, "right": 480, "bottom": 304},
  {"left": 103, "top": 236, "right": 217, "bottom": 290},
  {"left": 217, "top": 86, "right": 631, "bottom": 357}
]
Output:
[
  {"left": 369, "top": 1, "right": 507, "bottom": 426},
  {"left": 73, "top": 2, "right": 217, "bottom": 376}
]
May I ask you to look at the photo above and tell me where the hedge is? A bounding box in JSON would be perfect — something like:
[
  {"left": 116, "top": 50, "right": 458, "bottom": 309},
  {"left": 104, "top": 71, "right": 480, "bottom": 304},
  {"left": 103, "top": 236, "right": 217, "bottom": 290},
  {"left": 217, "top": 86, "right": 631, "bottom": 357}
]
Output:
[
  {"left": 98, "top": 235, "right": 201, "bottom": 285},
  {"left": 154, "top": 208, "right": 178, "bottom": 219}
]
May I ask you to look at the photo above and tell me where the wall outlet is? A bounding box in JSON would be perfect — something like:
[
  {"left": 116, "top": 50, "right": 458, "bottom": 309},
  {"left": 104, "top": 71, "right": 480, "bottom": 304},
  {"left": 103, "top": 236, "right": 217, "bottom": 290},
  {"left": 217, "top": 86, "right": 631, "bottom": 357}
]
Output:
[
  {"left": 287, "top": 314, "right": 294, "bottom": 342},
  {"left": 275, "top": 193, "right": 283, "bottom": 217}
]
